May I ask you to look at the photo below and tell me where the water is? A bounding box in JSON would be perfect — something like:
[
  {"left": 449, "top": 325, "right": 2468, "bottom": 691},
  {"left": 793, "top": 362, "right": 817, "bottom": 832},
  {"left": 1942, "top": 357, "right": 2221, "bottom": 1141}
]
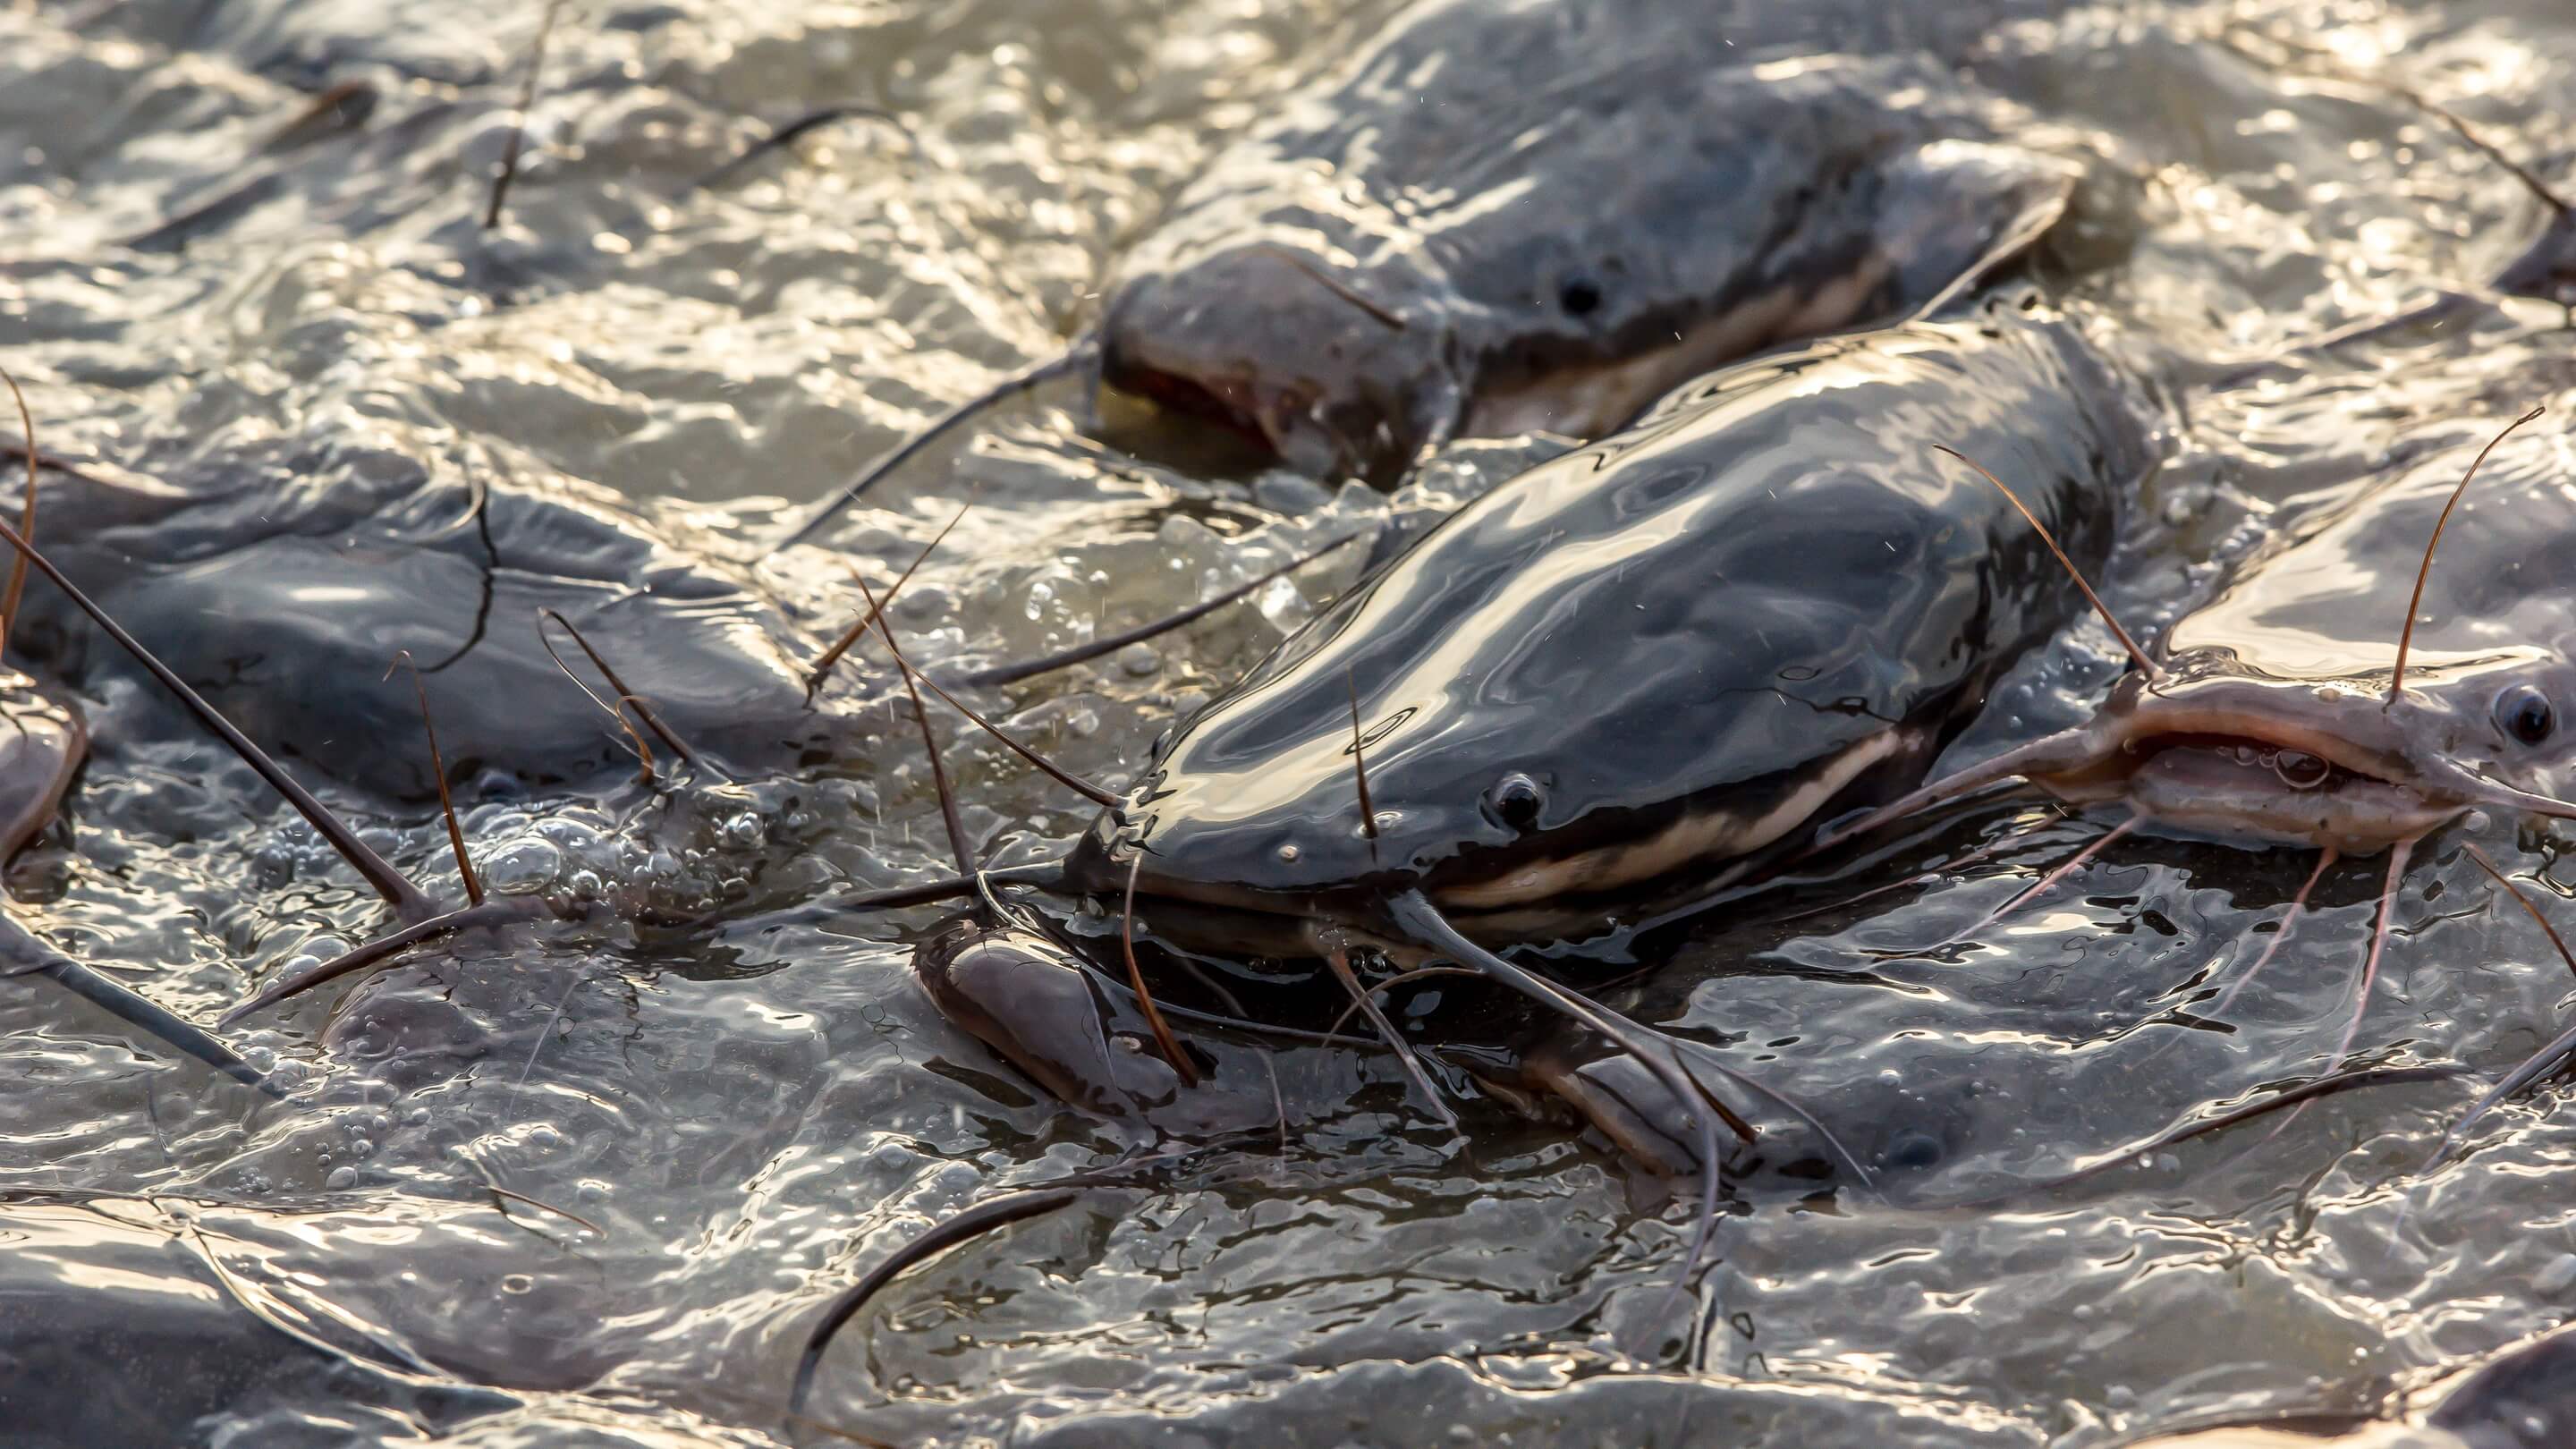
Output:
[{"left": 6, "top": 0, "right": 2576, "bottom": 1444}]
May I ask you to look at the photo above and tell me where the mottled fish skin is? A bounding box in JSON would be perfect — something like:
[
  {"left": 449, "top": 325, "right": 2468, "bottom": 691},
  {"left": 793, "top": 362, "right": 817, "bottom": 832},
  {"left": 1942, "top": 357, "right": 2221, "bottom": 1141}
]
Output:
[
  {"left": 1074, "top": 299, "right": 2154, "bottom": 945},
  {"left": 1100, "top": 0, "right": 2089, "bottom": 482}
]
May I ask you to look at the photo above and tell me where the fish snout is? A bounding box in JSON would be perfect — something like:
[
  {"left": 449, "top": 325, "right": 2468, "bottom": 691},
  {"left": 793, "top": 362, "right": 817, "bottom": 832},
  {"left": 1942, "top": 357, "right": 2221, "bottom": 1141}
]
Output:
[
  {"left": 1064, "top": 787, "right": 1415, "bottom": 928},
  {"left": 1099, "top": 244, "right": 1458, "bottom": 482}
]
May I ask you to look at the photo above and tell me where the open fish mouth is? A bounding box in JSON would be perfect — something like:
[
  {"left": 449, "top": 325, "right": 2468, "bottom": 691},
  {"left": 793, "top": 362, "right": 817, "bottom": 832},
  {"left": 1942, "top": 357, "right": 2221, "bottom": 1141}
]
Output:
[
  {"left": 2112, "top": 731, "right": 2460, "bottom": 852},
  {"left": 1106, "top": 360, "right": 1283, "bottom": 453},
  {"left": 2065, "top": 672, "right": 2570, "bottom": 851}
]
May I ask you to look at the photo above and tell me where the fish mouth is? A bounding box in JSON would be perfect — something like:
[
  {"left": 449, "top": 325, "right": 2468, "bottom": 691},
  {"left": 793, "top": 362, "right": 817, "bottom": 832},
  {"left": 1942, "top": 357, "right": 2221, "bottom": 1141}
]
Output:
[
  {"left": 1099, "top": 356, "right": 1373, "bottom": 478},
  {"left": 1063, "top": 824, "right": 1399, "bottom": 937},
  {"left": 1107, "top": 360, "right": 1283, "bottom": 454},
  {"left": 2111, "top": 732, "right": 2458, "bottom": 853},
  {"left": 2071, "top": 677, "right": 2479, "bottom": 852}
]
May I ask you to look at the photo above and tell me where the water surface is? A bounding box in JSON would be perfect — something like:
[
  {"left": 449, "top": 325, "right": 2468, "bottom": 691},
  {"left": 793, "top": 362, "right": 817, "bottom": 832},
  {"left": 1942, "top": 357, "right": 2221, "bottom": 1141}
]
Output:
[{"left": 8, "top": 0, "right": 2576, "bottom": 1444}]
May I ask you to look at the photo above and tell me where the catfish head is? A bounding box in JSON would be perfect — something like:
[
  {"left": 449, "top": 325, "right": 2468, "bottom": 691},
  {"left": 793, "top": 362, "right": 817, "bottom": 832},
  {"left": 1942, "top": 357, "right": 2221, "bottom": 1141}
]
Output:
[
  {"left": 1842, "top": 645, "right": 2576, "bottom": 858},
  {"left": 1099, "top": 191, "right": 1464, "bottom": 483},
  {"left": 1832, "top": 408, "right": 2576, "bottom": 858}
]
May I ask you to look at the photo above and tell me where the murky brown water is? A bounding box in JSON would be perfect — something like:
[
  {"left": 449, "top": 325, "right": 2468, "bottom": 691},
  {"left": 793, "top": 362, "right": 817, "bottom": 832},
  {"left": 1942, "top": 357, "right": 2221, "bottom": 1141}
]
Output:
[{"left": 9, "top": 0, "right": 2576, "bottom": 1445}]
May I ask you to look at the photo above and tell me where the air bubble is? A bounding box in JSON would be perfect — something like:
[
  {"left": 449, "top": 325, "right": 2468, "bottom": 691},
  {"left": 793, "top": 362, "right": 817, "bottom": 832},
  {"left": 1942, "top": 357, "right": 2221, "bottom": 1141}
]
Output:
[
  {"left": 538, "top": 819, "right": 606, "bottom": 857},
  {"left": 483, "top": 836, "right": 564, "bottom": 895},
  {"left": 252, "top": 843, "right": 297, "bottom": 887}
]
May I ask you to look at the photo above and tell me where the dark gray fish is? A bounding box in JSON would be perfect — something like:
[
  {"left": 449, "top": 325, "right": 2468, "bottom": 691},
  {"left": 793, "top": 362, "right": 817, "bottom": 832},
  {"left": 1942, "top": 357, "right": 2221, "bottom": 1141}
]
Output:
[
  {"left": 1099, "top": 0, "right": 2088, "bottom": 481},
  {"left": 30, "top": 465, "right": 818, "bottom": 799},
  {"left": 911, "top": 302, "right": 2154, "bottom": 1177},
  {"left": 0, "top": 1198, "right": 344, "bottom": 1449},
  {"left": 1075, "top": 300, "right": 2153, "bottom": 947}
]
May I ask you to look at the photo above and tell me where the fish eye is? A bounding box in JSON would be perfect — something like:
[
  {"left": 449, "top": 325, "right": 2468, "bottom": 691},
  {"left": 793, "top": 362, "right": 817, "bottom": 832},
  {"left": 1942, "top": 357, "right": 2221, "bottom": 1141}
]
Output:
[
  {"left": 2496, "top": 684, "right": 2556, "bottom": 747},
  {"left": 1481, "top": 772, "right": 1546, "bottom": 832},
  {"left": 1557, "top": 276, "right": 1602, "bottom": 317}
]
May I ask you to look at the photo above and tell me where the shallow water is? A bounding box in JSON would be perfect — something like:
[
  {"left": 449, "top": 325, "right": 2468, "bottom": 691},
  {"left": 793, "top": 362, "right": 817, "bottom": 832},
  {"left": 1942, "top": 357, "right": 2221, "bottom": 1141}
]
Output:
[{"left": 8, "top": 0, "right": 2576, "bottom": 1445}]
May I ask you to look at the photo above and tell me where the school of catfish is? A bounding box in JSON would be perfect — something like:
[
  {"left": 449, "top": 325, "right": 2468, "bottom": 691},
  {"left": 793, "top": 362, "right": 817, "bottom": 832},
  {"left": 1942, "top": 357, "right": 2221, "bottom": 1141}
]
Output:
[{"left": 16, "top": 0, "right": 2576, "bottom": 1441}]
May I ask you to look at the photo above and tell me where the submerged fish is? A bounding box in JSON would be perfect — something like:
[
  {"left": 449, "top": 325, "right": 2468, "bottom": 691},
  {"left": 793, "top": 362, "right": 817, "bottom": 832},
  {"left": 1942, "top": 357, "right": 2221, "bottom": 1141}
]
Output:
[
  {"left": 771, "top": 303, "right": 2160, "bottom": 1397},
  {"left": 29, "top": 460, "right": 819, "bottom": 800},
  {"left": 1097, "top": 0, "right": 2088, "bottom": 481}
]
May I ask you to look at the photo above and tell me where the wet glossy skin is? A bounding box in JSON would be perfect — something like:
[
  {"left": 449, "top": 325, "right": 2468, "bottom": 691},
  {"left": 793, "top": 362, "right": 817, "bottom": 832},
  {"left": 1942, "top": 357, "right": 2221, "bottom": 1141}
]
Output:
[
  {"left": 1100, "top": 0, "right": 2085, "bottom": 480},
  {"left": 28, "top": 462, "right": 818, "bottom": 801},
  {"left": 925, "top": 305, "right": 2155, "bottom": 1139},
  {"left": 911, "top": 916, "right": 1301, "bottom": 1139},
  {"left": 1080, "top": 304, "right": 2153, "bottom": 945}
]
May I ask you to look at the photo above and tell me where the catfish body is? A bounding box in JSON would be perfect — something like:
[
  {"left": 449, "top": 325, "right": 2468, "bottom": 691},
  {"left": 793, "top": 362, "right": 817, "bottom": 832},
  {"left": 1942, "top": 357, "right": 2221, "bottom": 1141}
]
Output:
[
  {"left": 1101, "top": 0, "right": 2088, "bottom": 481},
  {"left": 1080, "top": 301, "right": 2156, "bottom": 943}
]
